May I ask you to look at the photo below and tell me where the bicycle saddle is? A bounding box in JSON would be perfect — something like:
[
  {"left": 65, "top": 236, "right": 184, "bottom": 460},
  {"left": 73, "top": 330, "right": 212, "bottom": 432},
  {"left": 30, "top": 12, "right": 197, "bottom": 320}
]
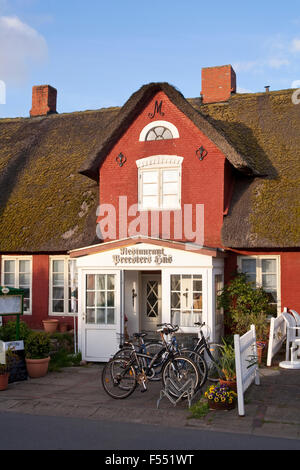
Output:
[{"left": 133, "top": 332, "right": 147, "bottom": 338}]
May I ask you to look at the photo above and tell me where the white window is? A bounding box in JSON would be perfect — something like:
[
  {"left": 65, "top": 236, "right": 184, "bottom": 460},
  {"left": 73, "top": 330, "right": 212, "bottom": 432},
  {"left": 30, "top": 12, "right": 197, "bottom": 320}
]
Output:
[
  {"left": 136, "top": 155, "right": 183, "bottom": 210},
  {"left": 50, "top": 257, "right": 78, "bottom": 315},
  {"left": 139, "top": 120, "right": 179, "bottom": 141},
  {"left": 170, "top": 274, "right": 202, "bottom": 327},
  {"left": 1, "top": 257, "right": 32, "bottom": 314},
  {"left": 238, "top": 256, "right": 281, "bottom": 313}
]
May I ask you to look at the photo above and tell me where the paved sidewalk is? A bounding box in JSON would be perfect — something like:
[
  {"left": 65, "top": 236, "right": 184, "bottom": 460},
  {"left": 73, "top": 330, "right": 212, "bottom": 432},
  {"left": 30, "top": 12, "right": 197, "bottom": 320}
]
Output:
[{"left": 0, "top": 356, "right": 299, "bottom": 442}]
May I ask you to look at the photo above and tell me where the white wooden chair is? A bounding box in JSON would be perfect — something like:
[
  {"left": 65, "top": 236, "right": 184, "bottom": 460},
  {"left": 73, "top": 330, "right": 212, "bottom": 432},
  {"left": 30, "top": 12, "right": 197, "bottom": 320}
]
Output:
[
  {"left": 279, "top": 312, "right": 300, "bottom": 369},
  {"left": 290, "top": 310, "right": 300, "bottom": 336}
]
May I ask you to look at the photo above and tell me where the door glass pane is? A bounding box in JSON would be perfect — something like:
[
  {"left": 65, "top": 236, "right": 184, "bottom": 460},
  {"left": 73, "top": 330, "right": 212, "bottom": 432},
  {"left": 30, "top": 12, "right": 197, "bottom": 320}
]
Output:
[
  {"left": 86, "top": 275, "right": 95, "bottom": 290},
  {"left": 107, "top": 308, "right": 115, "bottom": 324},
  {"left": 96, "top": 275, "right": 105, "bottom": 291},
  {"left": 107, "top": 275, "right": 115, "bottom": 290},
  {"left": 86, "top": 292, "right": 95, "bottom": 307},
  {"left": 86, "top": 309, "right": 95, "bottom": 324},
  {"left": 97, "top": 291, "right": 106, "bottom": 307},
  {"left": 96, "top": 308, "right": 105, "bottom": 324}
]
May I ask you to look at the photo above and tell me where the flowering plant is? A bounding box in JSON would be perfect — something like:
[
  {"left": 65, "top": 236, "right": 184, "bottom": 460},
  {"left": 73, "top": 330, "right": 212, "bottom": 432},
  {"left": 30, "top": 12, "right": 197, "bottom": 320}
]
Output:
[{"left": 205, "top": 384, "right": 237, "bottom": 405}]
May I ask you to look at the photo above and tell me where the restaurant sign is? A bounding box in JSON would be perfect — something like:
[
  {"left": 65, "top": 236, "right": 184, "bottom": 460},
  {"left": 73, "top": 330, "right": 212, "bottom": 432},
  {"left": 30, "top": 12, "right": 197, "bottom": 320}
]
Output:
[{"left": 112, "top": 247, "right": 173, "bottom": 266}]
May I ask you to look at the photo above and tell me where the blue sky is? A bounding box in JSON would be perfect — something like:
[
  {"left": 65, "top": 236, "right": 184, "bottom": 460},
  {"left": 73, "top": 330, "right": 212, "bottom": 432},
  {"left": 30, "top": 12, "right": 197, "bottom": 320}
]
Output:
[{"left": 1, "top": 0, "right": 300, "bottom": 117}]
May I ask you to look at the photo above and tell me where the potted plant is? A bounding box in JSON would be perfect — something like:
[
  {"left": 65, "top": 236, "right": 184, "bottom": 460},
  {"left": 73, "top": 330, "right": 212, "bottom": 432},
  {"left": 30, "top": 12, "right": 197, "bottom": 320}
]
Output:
[
  {"left": 0, "top": 348, "right": 19, "bottom": 391},
  {"left": 24, "top": 331, "right": 51, "bottom": 378},
  {"left": 217, "top": 272, "right": 272, "bottom": 363},
  {"left": 217, "top": 340, "right": 237, "bottom": 391},
  {"left": 205, "top": 383, "right": 237, "bottom": 410},
  {"left": 42, "top": 318, "right": 59, "bottom": 333}
]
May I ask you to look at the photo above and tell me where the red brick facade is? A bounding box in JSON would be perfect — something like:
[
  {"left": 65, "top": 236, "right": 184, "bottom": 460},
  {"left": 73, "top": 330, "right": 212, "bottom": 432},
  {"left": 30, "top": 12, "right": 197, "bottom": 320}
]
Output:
[
  {"left": 98, "top": 90, "right": 233, "bottom": 248},
  {"left": 201, "top": 65, "right": 236, "bottom": 104}
]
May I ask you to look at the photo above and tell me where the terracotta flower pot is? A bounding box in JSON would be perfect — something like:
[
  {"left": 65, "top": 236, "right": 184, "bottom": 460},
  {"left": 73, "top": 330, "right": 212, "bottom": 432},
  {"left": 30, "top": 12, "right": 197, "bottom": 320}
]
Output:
[
  {"left": 25, "top": 357, "right": 50, "bottom": 378},
  {"left": 59, "top": 323, "right": 68, "bottom": 333},
  {"left": 42, "top": 319, "right": 59, "bottom": 333},
  {"left": 208, "top": 399, "right": 236, "bottom": 411},
  {"left": 219, "top": 379, "right": 237, "bottom": 392},
  {"left": 256, "top": 341, "right": 268, "bottom": 364},
  {"left": 0, "top": 373, "right": 9, "bottom": 391}
]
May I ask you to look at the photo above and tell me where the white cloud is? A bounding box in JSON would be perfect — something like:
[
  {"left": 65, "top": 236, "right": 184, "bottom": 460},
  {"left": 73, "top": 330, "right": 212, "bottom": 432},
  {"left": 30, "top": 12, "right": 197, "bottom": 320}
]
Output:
[
  {"left": 0, "top": 15, "right": 48, "bottom": 85},
  {"left": 291, "top": 38, "right": 300, "bottom": 52},
  {"left": 267, "top": 58, "right": 290, "bottom": 68},
  {"left": 237, "top": 86, "right": 253, "bottom": 94}
]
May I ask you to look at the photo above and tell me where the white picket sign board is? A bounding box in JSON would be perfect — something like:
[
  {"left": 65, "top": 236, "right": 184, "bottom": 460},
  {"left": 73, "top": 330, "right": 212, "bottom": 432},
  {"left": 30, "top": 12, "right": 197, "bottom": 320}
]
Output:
[{"left": 234, "top": 325, "right": 260, "bottom": 416}]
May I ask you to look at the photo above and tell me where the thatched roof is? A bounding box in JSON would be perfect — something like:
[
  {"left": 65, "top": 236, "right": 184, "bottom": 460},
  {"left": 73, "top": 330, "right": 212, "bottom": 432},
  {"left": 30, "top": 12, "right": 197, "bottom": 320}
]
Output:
[
  {"left": 0, "top": 107, "right": 119, "bottom": 252},
  {"left": 0, "top": 82, "right": 299, "bottom": 252},
  {"left": 80, "top": 82, "right": 261, "bottom": 180},
  {"left": 196, "top": 90, "right": 300, "bottom": 248}
]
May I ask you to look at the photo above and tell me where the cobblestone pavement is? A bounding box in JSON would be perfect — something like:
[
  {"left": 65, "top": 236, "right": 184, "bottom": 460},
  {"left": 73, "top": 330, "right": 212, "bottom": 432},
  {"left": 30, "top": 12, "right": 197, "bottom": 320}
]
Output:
[{"left": 0, "top": 355, "right": 299, "bottom": 442}]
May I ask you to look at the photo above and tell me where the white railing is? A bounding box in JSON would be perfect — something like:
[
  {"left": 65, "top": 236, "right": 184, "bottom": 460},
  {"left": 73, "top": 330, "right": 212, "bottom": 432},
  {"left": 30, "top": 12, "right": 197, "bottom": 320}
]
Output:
[
  {"left": 234, "top": 325, "right": 260, "bottom": 416},
  {"left": 266, "top": 313, "right": 286, "bottom": 366}
]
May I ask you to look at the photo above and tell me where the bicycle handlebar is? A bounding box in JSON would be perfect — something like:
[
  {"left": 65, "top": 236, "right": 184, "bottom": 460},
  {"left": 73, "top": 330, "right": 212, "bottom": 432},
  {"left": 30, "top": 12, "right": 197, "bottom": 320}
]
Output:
[{"left": 157, "top": 323, "right": 179, "bottom": 334}]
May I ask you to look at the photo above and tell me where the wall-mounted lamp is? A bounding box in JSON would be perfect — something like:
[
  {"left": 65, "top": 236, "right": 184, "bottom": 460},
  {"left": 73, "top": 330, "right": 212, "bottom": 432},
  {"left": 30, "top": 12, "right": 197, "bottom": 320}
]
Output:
[
  {"left": 116, "top": 152, "right": 127, "bottom": 167},
  {"left": 132, "top": 287, "right": 137, "bottom": 307},
  {"left": 196, "top": 146, "right": 208, "bottom": 161}
]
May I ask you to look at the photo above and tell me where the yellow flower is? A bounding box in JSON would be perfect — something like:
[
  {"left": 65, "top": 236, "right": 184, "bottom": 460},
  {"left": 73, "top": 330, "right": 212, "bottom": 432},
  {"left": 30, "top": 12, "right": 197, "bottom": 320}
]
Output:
[{"left": 214, "top": 398, "right": 219, "bottom": 402}]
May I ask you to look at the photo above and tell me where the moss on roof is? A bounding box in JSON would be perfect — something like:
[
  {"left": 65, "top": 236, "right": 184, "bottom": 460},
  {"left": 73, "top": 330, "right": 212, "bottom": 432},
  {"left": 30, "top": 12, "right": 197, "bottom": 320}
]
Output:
[
  {"left": 0, "top": 86, "right": 299, "bottom": 251},
  {"left": 0, "top": 108, "right": 119, "bottom": 251},
  {"left": 197, "top": 90, "right": 300, "bottom": 247}
]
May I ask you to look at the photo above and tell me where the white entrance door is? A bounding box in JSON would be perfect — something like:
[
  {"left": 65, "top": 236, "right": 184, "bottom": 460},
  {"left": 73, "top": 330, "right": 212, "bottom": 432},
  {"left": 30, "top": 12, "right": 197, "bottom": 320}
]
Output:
[
  {"left": 141, "top": 274, "right": 162, "bottom": 332},
  {"left": 81, "top": 270, "right": 120, "bottom": 362}
]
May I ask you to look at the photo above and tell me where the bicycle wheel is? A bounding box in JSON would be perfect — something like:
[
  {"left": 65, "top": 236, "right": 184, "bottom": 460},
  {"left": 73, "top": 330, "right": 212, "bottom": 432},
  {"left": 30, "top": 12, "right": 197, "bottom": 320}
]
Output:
[
  {"left": 162, "top": 355, "right": 200, "bottom": 398},
  {"left": 113, "top": 347, "right": 134, "bottom": 360},
  {"left": 180, "top": 349, "right": 208, "bottom": 388},
  {"left": 200, "top": 343, "right": 224, "bottom": 382},
  {"left": 101, "top": 358, "right": 137, "bottom": 399}
]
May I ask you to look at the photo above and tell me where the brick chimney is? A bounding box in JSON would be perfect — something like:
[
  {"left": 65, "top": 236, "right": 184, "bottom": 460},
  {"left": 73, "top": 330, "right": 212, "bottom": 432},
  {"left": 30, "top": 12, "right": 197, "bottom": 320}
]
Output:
[
  {"left": 30, "top": 85, "right": 57, "bottom": 117},
  {"left": 201, "top": 65, "right": 236, "bottom": 104}
]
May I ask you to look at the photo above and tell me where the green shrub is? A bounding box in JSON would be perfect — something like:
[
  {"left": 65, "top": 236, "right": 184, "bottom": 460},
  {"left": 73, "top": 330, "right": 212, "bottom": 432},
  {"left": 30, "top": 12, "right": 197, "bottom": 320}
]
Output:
[
  {"left": 0, "top": 320, "right": 31, "bottom": 342},
  {"left": 49, "top": 349, "right": 82, "bottom": 372},
  {"left": 24, "top": 331, "right": 51, "bottom": 359}
]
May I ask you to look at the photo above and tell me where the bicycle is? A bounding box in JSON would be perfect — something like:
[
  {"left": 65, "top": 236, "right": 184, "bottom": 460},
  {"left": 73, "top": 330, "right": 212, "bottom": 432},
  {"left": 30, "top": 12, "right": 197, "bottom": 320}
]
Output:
[
  {"left": 187, "top": 322, "right": 224, "bottom": 382},
  {"left": 153, "top": 323, "right": 208, "bottom": 390},
  {"left": 113, "top": 332, "right": 163, "bottom": 381},
  {"left": 101, "top": 329, "right": 202, "bottom": 399}
]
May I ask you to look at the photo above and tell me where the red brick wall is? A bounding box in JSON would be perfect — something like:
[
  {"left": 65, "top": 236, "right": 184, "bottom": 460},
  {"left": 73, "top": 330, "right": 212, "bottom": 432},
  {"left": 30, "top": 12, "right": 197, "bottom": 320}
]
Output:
[
  {"left": 225, "top": 250, "right": 300, "bottom": 315},
  {"left": 0, "top": 254, "right": 74, "bottom": 331},
  {"left": 30, "top": 85, "right": 57, "bottom": 117},
  {"left": 98, "top": 91, "right": 229, "bottom": 248},
  {"left": 201, "top": 65, "right": 236, "bottom": 104}
]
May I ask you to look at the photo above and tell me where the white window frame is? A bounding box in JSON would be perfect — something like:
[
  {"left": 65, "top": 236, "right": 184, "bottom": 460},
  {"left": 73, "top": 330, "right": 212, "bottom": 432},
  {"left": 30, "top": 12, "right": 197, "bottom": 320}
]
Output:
[
  {"left": 237, "top": 255, "right": 281, "bottom": 314},
  {"left": 136, "top": 155, "right": 183, "bottom": 211},
  {"left": 49, "top": 256, "right": 78, "bottom": 316},
  {"left": 139, "top": 120, "right": 179, "bottom": 141},
  {"left": 1, "top": 256, "right": 33, "bottom": 315}
]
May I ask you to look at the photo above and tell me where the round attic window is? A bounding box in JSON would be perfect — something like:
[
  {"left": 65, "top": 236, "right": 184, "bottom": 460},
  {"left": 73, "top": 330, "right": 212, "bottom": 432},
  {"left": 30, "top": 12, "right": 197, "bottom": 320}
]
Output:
[
  {"left": 145, "top": 126, "right": 173, "bottom": 141},
  {"left": 139, "top": 120, "right": 179, "bottom": 142}
]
